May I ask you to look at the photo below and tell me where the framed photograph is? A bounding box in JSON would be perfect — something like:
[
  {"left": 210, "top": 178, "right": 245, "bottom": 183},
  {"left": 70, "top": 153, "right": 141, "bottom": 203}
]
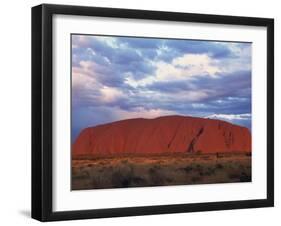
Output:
[{"left": 32, "top": 4, "right": 274, "bottom": 221}]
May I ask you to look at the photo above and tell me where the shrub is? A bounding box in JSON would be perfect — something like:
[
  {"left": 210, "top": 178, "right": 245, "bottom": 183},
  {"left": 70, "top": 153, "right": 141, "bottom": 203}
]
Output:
[
  {"left": 216, "top": 163, "right": 223, "bottom": 169},
  {"left": 180, "top": 166, "right": 193, "bottom": 173},
  {"left": 191, "top": 176, "right": 200, "bottom": 183},
  {"left": 239, "top": 172, "right": 251, "bottom": 182}
]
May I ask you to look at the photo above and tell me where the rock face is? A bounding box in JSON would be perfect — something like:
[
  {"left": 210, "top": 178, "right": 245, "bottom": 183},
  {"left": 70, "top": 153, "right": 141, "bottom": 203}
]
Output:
[{"left": 72, "top": 115, "right": 251, "bottom": 157}]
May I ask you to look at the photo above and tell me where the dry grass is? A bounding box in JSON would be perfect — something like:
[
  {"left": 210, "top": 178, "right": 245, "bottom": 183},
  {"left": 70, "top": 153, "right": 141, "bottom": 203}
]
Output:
[{"left": 71, "top": 153, "right": 251, "bottom": 190}]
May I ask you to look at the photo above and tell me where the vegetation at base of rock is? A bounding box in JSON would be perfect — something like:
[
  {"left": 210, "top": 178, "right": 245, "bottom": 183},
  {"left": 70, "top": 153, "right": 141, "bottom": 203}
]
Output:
[{"left": 71, "top": 152, "right": 251, "bottom": 190}]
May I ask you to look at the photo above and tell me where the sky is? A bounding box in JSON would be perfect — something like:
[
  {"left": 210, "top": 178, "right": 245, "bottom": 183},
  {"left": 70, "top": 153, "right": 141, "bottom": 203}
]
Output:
[{"left": 72, "top": 35, "right": 251, "bottom": 141}]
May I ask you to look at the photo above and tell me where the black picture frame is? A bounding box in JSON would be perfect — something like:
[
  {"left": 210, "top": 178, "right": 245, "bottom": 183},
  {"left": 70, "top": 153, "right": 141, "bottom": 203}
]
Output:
[{"left": 32, "top": 4, "right": 274, "bottom": 222}]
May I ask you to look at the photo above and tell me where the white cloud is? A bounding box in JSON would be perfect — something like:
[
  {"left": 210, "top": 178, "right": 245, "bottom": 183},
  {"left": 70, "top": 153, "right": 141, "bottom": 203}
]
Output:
[
  {"left": 72, "top": 60, "right": 104, "bottom": 88},
  {"left": 86, "top": 48, "right": 96, "bottom": 56},
  {"left": 155, "top": 53, "right": 220, "bottom": 81},
  {"left": 206, "top": 113, "right": 251, "bottom": 121},
  {"left": 172, "top": 54, "right": 221, "bottom": 76},
  {"left": 125, "top": 53, "right": 221, "bottom": 88},
  {"left": 72, "top": 60, "right": 126, "bottom": 105},
  {"left": 95, "top": 36, "right": 119, "bottom": 49},
  {"left": 124, "top": 73, "right": 155, "bottom": 88},
  {"left": 99, "top": 86, "right": 125, "bottom": 103},
  {"left": 217, "top": 43, "right": 251, "bottom": 73},
  {"left": 124, "top": 43, "right": 252, "bottom": 89},
  {"left": 72, "top": 64, "right": 96, "bottom": 89}
]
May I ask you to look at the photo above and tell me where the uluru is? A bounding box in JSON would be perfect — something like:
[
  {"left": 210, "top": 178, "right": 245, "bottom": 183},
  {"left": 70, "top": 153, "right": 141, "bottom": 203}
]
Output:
[{"left": 72, "top": 115, "right": 251, "bottom": 157}]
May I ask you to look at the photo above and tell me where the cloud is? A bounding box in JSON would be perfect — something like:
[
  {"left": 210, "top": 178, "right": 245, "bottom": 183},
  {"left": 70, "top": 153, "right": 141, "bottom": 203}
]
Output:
[
  {"left": 206, "top": 113, "right": 251, "bottom": 121},
  {"left": 125, "top": 53, "right": 221, "bottom": 88},
  {"left": 161, "top": 39, "right": 234, "bottom": 61},
  {"left": 172, "top": 54, "right": 221, "bottom": 76},
  {"left": 72, "top": 35, "right": 156, "bottom": 81},
  {"left": 72, "top": 60, "right": 128, "bottom": 108},
  {"left": 99, "top": 86, "right": 126, "bottom": 103},
  {"left": 121, "top": 37, "right": 161, "bottom": 49},
  {"left": 72, "top": 63, "right": 96, "bottom": 89}
]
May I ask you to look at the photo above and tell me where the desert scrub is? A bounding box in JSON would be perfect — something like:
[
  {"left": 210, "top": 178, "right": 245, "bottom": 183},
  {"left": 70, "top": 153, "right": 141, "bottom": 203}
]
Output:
[
  {"left": 239, "top": 172, "right": 251, "bottom": 182},
  {"left": 72, "top": 171, "right": 90, "bottom": 180},
  {"left": 215, "top": 163, "right": 224, "bottom": 169},
  {"left": 148, "top": 167, "right": 166, "bottom": 186},
  {"left": 111, "top": 163, "right": 138, "bottom": 187},
  {"left": 191, "top": 176, "right": 200, "bottom": 183},
  {"left": 72, "top": 153, "right": 252, "bottom": 190},
  {"left": 178, "top": 166, "right": 193, "bottom": 173}
]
